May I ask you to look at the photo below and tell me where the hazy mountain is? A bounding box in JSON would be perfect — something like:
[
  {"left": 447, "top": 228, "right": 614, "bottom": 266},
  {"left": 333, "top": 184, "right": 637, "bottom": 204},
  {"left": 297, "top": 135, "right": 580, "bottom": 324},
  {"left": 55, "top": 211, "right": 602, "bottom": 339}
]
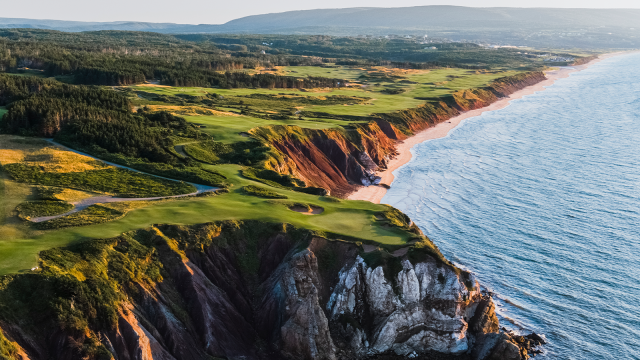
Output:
[
  {"left": 223, "top": 6, "right": 640, "bottom": 31},
  {"left": 2, "top": 6, "right": 640, "bottom": 48}
]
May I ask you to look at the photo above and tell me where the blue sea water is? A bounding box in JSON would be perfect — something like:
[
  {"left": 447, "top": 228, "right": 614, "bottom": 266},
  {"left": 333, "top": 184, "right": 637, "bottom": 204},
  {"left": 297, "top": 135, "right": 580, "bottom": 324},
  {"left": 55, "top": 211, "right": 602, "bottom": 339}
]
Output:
[{"left": 383, "top": 53, "right": 640, "bottom": 359}]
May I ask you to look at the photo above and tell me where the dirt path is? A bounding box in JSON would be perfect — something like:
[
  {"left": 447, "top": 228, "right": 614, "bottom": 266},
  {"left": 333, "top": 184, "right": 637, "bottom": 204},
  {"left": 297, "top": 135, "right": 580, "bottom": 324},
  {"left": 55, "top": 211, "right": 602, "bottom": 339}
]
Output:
[{"left": 31, "top": 141, "right": 219, "bottom": 223}]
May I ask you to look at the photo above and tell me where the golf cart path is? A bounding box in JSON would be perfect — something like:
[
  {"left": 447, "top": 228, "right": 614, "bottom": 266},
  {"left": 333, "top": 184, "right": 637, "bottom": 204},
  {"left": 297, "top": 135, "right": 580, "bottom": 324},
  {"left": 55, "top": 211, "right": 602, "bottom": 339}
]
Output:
[{"left": 31, "top": 140, "right": 218, "bottom": 223}]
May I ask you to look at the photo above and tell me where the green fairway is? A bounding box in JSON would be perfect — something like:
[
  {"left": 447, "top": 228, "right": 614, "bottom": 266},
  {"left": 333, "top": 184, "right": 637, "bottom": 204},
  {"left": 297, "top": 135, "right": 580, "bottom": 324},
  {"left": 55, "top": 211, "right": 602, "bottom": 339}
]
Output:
[
  {"left": 280, "top": 65, "right": 367, "bottom": 81},
  {"left": 0, "top": 163, "right": 414, "bottom": 275},
  {"left": 0, "top": 106, "right": 7, "bottom": 118},
  {"left": 181, "top": 114, "right": 342, "bottom": 143},
  {"left": 1, "top": 64, "right": 521, "bottom": 276},
  {"left": 130, "top": 66, "right": 516, "bottom": 118}
]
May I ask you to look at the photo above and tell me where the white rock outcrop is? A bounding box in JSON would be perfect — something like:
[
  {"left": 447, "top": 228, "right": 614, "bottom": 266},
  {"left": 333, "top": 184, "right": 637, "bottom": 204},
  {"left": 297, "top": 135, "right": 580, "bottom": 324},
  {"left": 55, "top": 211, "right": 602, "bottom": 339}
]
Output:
[{"left": 327, "top": 256, "right": 480, "bottom": 357}]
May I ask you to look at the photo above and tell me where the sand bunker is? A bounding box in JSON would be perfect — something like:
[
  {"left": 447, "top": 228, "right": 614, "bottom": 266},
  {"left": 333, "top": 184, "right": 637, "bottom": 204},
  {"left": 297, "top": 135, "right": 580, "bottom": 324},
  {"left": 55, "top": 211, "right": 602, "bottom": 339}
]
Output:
[{"left": 290, "top": 205, "right": 324, "bottom": 215}]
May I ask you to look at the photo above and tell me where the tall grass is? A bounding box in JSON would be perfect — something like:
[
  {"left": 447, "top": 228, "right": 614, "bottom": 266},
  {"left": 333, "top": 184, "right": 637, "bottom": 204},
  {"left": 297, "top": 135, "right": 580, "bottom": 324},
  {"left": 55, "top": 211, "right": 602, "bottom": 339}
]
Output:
[{"left": 3, "top": 163, "right": 195, "bottom": 197}]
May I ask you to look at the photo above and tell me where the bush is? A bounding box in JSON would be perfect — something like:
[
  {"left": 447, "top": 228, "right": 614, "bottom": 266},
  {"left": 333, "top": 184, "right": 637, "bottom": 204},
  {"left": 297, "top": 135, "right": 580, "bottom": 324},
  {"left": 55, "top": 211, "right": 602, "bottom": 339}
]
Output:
[
  {"left": 3, "top": 163, "right": 196, "bottom": 197},
  {"left": 381, "top": 88, "right": 406, "bottom": 95},
  {"left": 75, "top": 146, "right": 229, "bottom": 188},
  {"left": 34, "top": 205, "right": 124, "bottom": 230},
  {"left": 242, "top": 167, "right": 327, "bottom": 196},
  {"left": 242, "top": 185, "right": 288, "bottom": 199},
  {"left": 15, "top": 200, "right": 74, "bottom": 219}
]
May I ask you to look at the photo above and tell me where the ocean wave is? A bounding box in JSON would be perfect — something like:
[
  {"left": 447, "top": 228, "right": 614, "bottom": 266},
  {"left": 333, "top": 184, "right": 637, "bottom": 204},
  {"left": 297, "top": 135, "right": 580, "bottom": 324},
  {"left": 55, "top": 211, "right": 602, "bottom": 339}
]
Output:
[{"left": 383, "top": 52, "right": 640, "bottom": 359}]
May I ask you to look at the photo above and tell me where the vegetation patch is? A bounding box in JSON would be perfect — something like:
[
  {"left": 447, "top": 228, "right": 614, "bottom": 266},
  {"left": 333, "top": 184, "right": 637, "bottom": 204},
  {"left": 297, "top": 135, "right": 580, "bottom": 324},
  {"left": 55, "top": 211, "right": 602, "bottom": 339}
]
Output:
[
  {"left": 242, "top": 185, "right": 288, "bottom": 199},
  {"left": 377, "top": 206, "right": 423, "bottom": 235},
  {"left": 35, "top": 186, "right": 93, "bottom": 202},
  {"left": 0, "top": 135, "right": 108, "bottom": 172},
  {"left": 81, "top": 147, "right": 229, "bottom": 188},
  {"left": 381, "top": 87, "right": 406, "bottom": 95},
  {"left": 242, "top": 167, "right": 327, "bottom": 196},
  {"left": 3, "top": 163, "right": 195, "bottom": 198},
  {"left": 0, "top": 329, "right": 19, "bottom": 360},
  {"left": 15, "top": 200, "right": 74, "bottom": 220},
  {"left": 242, "top": 93, "right": 369, "bottom": 106},
  {"left": 0, "top": 231, "right": 164, "bottom": 357},
  {"left": 34, "top": 204, "right": 125, "bottom": 230},
  {"left": 183, "top": 141, "right": 232, "bottom": 164}
]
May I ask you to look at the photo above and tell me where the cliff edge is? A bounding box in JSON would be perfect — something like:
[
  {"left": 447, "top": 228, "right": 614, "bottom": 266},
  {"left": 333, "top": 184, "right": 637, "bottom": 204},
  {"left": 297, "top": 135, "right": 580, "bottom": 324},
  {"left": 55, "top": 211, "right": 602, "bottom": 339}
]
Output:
[
  {"left": 249, "top": 72, "right": 547, "bottom": 196},
  {"left": 0, "top": 221, "right": 543, "bottom": 360}
]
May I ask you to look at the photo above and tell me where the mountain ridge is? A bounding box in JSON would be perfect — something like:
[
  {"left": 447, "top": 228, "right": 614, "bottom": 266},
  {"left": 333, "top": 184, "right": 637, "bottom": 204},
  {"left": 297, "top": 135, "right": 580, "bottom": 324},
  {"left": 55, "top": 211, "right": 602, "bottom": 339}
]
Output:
[
  {"left": 3, "top": 6, "right": 640, "bottom": 48},
  {"left": 2, "top": 6, "right": 640, "bottom": 33}
]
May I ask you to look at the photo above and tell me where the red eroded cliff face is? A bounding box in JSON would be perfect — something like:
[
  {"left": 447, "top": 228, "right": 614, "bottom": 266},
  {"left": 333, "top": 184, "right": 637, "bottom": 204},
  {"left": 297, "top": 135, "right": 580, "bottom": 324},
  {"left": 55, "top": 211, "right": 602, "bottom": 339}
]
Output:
[
  {"left": 252, "top": 121, "right": 401, "bottom": 197},
  {"left": 252, "top": 72, "right": 547, "bottom": 196}
]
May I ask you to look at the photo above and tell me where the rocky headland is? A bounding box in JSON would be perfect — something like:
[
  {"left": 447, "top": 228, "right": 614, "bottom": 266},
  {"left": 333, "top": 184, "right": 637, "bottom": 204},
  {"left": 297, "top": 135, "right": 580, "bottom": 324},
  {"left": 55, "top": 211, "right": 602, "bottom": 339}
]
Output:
[{"left": 0, "top": 221, "right": 543, "bottom": 360}]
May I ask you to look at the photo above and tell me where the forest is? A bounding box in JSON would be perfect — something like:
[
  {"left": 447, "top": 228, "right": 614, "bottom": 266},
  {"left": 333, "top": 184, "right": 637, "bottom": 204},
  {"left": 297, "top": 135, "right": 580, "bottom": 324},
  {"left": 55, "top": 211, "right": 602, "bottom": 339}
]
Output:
[
  {"left": 0, "top": 30, "right": 344, "bottom": 87},
  {"left": 0, "top": 29, "right": 566, "bottom": 89}
]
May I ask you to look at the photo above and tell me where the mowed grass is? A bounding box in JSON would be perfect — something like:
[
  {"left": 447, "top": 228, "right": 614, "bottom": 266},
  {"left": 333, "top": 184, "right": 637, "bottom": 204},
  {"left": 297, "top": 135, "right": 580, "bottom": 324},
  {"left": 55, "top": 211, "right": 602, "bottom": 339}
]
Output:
[
  {"left": 279, "top": 65, "right": 366, "bottom": 81},
  {"left": 181, "top": 114, "right": 342, "bottom": 143},
  {"left": 0, "top": 163, "right": 413, "bottom": 275},
  {"left": 0, "top": 65, "right": 512, "bottom": 275},
  {"left": 130, "top": 66, "right": 516, "bottom": 118},
  {"left": 0, "top": 176, "right": 33, "bottom": 241}
]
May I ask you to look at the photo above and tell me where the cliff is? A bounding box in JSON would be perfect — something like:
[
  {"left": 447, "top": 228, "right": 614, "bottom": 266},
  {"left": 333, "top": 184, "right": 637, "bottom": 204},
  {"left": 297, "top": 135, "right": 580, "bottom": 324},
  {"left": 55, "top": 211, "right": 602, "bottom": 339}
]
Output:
[
  {"left": 0, "top": 221, "right": 543, "bottom": 360},
  {"left": 250, "top": 72, "right": 546, "bottom": 196}
]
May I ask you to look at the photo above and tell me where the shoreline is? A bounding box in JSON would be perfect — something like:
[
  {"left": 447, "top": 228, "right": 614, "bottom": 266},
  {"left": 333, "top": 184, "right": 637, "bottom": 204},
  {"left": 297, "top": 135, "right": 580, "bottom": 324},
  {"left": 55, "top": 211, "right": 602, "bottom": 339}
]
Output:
[{"left": 348, "top": 52, "right": 624, "bottom": 204}]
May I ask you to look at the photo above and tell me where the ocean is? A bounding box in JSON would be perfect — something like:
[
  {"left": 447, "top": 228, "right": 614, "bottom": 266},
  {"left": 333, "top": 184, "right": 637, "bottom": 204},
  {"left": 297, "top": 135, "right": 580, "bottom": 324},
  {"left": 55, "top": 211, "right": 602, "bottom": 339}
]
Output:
[{"left": 383, "top": 52, "right": 640, "bottom": 359}]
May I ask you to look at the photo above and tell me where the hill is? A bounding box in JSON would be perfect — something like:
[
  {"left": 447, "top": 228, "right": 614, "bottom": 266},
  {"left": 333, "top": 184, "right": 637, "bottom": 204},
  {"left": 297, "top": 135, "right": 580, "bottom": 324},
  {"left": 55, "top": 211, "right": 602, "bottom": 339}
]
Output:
[{"left": 2, "top": 6, "right": 640, "bottom": 48}]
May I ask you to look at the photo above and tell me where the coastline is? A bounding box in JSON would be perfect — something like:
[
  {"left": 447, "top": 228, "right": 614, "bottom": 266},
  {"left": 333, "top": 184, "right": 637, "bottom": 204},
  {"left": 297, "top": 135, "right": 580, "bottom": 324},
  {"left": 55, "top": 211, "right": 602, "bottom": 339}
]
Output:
[{"left": 348, "top": 52, "right": 623, "bottom": 204}]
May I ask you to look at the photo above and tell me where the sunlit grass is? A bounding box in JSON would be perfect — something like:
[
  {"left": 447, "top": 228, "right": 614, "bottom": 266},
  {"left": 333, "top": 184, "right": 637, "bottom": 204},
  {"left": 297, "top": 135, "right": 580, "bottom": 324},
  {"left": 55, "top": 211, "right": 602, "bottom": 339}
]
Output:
[
  {"left": 0, "top": 163, "right": 413, "bottom": 275},
  {"left": 181, "top": 114, "right": 342, "bottom": 143},
  {"left": 129, "top": 66, "right": 517, "bottom": 118}
]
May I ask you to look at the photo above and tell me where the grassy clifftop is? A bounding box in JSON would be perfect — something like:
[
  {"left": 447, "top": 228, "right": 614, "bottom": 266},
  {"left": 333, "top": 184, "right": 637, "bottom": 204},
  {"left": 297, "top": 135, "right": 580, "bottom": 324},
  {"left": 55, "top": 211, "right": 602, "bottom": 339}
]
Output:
[
  {"left": 0, "top": 68, "right": 549, "bottom": 275},
  {"left": 0, "top": 218, "right": 456, "bottom": 358}
]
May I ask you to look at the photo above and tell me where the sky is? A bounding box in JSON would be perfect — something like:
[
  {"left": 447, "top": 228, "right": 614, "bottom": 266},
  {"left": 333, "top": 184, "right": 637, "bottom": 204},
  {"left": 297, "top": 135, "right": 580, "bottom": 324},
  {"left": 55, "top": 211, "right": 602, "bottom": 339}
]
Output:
[{"left": 2, "top": 0, "right": 640, "bottom": 24}]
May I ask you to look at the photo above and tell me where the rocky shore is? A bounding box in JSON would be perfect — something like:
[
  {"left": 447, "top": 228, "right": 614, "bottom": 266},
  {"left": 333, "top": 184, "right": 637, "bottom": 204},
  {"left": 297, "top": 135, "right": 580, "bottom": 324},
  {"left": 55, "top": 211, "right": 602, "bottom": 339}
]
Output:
[{"left": 0, "top": 221, "right": 544, "bottom": 359}]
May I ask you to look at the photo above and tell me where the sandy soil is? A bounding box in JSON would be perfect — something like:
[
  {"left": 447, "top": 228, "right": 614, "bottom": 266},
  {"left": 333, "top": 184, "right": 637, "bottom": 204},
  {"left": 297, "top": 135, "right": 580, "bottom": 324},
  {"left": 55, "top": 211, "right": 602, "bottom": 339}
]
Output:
[
  {"left": 290, "top": 205, "right": 325, "bottom": 215},
  {"left": 348, "top": 53, "right": 625, "bottom": 204}
]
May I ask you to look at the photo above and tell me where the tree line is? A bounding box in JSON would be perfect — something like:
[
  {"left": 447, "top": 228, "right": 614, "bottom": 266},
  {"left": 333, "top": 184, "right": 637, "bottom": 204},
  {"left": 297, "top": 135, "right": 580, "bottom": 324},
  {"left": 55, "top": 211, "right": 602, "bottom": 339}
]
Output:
[
  {"left": 0, "top": 74, "right": 131, "bottom": 136},
  {"left": 0, "top": 30, "right": 345, "bottom": 88}
]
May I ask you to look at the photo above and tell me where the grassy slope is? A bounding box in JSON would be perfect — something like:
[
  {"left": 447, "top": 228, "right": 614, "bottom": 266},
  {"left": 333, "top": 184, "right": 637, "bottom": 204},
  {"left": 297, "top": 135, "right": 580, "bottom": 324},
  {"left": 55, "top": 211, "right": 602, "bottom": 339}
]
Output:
[
  {"left": 181, "top": 114, "right": 343, "bottom": 143},
  {"left": 0, "top": 164, "right": 410, "bottom": 275},
  {"left": 0, "top": 65, "right": 519, "bottom": 275},
  {"left": 0, "top": 106, "right": 7, "bottom": 118},
  {"left": 131, "top": 67, "right": 516, "bottom": 119}
]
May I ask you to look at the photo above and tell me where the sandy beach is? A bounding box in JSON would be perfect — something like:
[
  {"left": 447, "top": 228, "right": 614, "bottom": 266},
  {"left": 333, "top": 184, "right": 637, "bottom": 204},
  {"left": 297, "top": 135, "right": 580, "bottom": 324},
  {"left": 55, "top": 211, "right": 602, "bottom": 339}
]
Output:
[{"left": 348, "top": 53, "right": 624, "bottom": 204}]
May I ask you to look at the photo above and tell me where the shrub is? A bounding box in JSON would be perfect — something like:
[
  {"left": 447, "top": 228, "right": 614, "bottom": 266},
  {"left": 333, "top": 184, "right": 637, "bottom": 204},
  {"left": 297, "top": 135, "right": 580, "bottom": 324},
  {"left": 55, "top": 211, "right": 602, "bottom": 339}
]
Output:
[
  {"left": 242, "top": 185, "right": 288, "bottom": 199},
  {"left": 15, "top": 200, "right": 74, "bottom": 219},
  {"left": 242, "top": 167, "right": 327, "bottom": 196},
  {"left": 3, "top": 163, "right": 196, "bottom": 197},
  {"left": 34, "top": 205, "right": 124, "bottom": 230}
]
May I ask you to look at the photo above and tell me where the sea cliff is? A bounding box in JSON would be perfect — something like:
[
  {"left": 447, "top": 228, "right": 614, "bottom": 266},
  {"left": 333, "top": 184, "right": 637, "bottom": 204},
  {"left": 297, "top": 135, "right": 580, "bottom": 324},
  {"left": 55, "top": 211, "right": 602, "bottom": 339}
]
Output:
[
  {"left": 0, "top": 72, "right": 550, "bottom": 360},
  {"left": 0, "top": 221, "right": 543, "bottom": 360},
  {"left": 249, "top": 72, "right": 547, "bottom": 196}
]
